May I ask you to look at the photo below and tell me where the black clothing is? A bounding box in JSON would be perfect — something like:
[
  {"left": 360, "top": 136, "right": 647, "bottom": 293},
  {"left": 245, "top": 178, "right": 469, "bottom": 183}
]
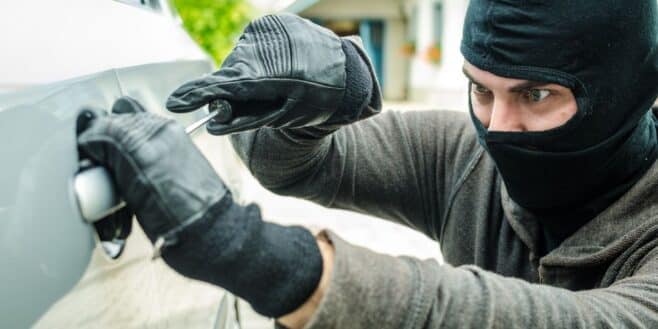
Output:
[{"left": 461, "top": 0, "right": 658, "bottom": 246}]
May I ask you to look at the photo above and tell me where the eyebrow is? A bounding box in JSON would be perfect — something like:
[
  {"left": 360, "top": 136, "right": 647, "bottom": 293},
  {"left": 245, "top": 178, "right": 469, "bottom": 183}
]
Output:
[{"left": 462, "top": 67, "right": 549, "bottom": 92}]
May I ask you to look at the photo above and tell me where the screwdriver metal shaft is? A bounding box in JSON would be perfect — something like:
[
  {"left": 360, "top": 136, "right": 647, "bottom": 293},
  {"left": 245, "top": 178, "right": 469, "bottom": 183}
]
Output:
[{"left": 185, "top": 100, "right": 232, "bottom": 134}]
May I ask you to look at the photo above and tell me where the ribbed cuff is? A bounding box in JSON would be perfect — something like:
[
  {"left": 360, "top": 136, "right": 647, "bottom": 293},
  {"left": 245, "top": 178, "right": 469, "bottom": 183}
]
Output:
[
  {"left": 160, "top": 194, "right": 324, "bottom": 318},
  {"left": 332, "top": 39, "right": 375, "bottom": 124}
]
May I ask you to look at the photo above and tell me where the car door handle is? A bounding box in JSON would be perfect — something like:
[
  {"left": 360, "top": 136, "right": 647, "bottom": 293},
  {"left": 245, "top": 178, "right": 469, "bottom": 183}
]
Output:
[{"left": 74, "top": 99, "right": 232, "bottom": 223}]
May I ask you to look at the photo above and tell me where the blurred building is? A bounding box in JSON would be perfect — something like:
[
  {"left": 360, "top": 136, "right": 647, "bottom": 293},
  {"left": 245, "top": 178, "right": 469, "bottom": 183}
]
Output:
[{"left": 263, "top": 0, "right": 469, "bottom": 110}]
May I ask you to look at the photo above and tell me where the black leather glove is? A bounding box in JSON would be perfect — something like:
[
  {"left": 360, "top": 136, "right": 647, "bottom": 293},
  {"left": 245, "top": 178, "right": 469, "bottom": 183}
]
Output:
[
  {"left": 77, "top": 97, "right": 323, "bottom": 317},
  {"left": 166, "top": 13, "right": 381, "bottom": 135}
]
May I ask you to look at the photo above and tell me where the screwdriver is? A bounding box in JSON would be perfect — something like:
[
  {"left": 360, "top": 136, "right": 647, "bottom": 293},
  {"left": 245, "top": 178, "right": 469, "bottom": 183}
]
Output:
[
  {"left": 185, "top": 99, "right": 233, "bottom": 134},
  {"left": 74, "top": 99, "right": 233, "bottom": 223}
]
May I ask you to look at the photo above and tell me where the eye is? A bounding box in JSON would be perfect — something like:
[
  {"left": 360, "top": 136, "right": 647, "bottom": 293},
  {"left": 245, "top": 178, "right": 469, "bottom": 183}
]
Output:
[
  {"left": 523, "top": 89, "right": 551, "bottom": 103},
  {"left": 472, "top": 83, "right": 491, "bottom": 95}
]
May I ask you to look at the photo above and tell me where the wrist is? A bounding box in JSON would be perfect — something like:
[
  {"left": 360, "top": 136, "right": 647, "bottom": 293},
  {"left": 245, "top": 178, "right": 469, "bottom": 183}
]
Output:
[
  {"left": 159, "top": 197, "right": 324, "bottom": 318},
  {"left": 278, "top": 232, "right": 335, "bottom": 329},
  {"left": 323, "top": 38, "right": 380, "bottom": 127}
]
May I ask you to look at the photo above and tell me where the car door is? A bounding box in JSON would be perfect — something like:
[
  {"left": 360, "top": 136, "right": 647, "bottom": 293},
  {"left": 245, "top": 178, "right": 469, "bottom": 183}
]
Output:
[{"left": 0, "top": 60, "right": 243, "bottom": 329}]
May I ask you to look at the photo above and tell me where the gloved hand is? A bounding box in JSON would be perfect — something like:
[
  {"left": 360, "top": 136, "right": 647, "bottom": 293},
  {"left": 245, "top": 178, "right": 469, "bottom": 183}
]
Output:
[
  {"left": 77, "top": 97, "right": 323, "bottom": 318},
  {"left": 166, "top": 13, "right": 381, "bottom": 135}
]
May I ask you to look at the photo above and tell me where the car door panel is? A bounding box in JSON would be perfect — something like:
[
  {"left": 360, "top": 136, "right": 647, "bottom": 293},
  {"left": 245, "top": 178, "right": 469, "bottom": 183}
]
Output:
[{"left": 0, "top": 59, "right": 241, "bottom": 328}]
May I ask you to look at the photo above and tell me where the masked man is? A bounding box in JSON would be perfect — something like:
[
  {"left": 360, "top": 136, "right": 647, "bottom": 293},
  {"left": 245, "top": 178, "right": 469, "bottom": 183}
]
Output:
[{"left": 78, "top": 0, "right": 658, "bottom": 328}]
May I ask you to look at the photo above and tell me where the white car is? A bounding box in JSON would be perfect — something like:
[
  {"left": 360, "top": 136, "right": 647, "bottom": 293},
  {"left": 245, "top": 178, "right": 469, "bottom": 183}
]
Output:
[{"left": 0, "top": 1, "right": 245, "bottom": 327}]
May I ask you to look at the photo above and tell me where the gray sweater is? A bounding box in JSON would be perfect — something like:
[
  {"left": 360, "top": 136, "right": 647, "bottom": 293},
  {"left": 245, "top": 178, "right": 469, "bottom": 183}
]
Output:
[{"left": 230, "top": 110, "right": 658, "bottom": 328}]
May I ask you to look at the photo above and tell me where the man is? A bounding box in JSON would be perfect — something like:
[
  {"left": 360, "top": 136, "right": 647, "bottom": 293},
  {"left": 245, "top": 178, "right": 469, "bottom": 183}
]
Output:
[{"left": 78, "top": 0, "right": 658, "bottom": 328}]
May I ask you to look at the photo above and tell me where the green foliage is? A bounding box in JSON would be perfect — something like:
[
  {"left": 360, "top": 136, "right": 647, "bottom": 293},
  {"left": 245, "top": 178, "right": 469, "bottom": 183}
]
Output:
[{"left": 173, "top": 0, "right": 254, "bottom": 65}]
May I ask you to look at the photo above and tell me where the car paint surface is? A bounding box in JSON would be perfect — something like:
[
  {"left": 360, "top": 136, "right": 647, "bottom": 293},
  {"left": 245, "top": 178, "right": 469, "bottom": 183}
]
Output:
[
  {"left": 0, "top": 59, "right": 245, "bottom": 328},
  {"left": 0, "top": 0, "right": 206, "bottom": 90}
]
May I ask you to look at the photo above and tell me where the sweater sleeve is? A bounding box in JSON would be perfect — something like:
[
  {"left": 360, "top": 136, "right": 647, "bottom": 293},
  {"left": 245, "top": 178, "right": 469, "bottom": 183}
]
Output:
[
  {"left": 230, "top": 109, "right": 481, "bottom": 239},
  {"left": 302, "top": 231, "right": 658, "bottom": 329}
]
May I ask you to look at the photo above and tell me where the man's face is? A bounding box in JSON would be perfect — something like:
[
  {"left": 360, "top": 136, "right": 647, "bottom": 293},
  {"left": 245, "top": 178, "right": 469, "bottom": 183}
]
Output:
[{"left": 463, "top": 61, "right": 577, "bottom": 132}]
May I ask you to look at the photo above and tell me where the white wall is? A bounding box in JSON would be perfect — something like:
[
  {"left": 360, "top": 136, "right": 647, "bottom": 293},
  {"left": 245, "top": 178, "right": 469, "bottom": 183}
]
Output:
[
  {"left": 430, "top": 0, "right": 469, "bottom": 109},
  {"left": 383, "top": 18, "right": 408, "bottom": 100},
  {"left": 408, "top": 0, "right": 469, "bottom": 110}
]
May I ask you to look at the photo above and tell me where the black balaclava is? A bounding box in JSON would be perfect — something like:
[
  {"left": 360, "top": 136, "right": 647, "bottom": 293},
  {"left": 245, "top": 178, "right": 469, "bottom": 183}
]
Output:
[{"left": 461, "top": 0, "right": 658, "bottom": 251}]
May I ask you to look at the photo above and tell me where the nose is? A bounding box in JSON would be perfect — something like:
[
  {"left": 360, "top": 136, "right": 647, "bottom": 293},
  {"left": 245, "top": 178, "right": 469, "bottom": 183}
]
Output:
[{"left": 488, "top": 99, "right": 525, "bottom": 132}]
